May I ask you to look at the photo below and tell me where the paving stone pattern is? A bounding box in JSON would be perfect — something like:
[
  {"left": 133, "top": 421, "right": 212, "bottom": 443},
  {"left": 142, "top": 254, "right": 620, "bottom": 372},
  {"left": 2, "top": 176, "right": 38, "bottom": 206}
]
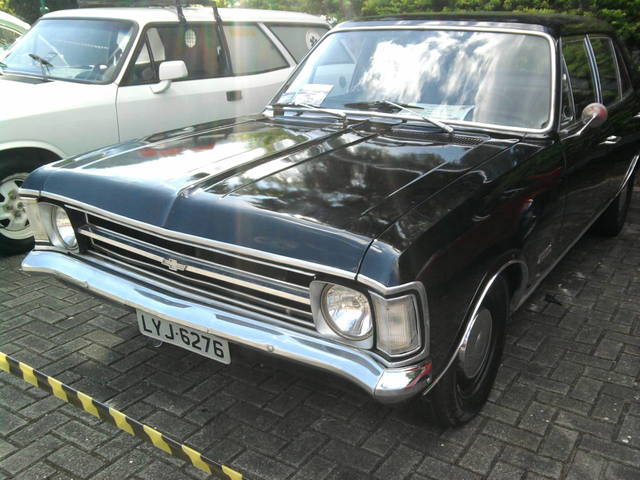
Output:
[{"left": 1, "top": 177, "right": 639, "bottom": 480}]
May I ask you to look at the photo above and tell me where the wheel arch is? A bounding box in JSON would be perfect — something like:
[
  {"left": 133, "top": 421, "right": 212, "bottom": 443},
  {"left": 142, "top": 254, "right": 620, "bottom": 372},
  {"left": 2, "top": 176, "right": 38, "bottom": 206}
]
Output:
[
  {"left": 0, "top": 143, "right": 65, "bottom": 166},
  {"left": 421, "top": 254, "right": 528, "bottom": 397}
]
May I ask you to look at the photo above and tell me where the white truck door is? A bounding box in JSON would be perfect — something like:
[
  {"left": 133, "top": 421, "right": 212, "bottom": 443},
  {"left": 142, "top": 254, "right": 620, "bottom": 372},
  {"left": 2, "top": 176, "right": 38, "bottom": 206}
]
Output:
[{"left": 115, "top": 22, "right": 294, "bottom": 141}]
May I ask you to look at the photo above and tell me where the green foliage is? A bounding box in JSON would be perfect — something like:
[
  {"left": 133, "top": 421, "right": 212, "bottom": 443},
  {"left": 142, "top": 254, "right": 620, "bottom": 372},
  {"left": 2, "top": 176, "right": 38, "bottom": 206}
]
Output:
[
  {"left": 6, "top": 0, "right": 78, "bottom": 23},
  {"left": 0, "top": 0, "right": 13, "bottom": 14},
  {"left": 358, "top": 0, "right": 639, "bottom": 54}
]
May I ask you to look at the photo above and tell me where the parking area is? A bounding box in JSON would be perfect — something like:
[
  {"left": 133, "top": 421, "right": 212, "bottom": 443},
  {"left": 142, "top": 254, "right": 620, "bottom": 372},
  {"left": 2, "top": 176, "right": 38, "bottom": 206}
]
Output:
[{"left": 1, "top": 177, "right": 639, "bottom": 480}]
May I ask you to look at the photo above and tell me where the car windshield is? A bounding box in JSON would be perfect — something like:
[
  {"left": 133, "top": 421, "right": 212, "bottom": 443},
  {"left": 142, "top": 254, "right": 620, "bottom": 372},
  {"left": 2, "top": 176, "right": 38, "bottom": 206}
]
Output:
[
  {"left": 1, "top": 18, "right": 135, "bottom": 83},
  {"left": 274, "top": 29, "right": 553, "bottom": 130}
]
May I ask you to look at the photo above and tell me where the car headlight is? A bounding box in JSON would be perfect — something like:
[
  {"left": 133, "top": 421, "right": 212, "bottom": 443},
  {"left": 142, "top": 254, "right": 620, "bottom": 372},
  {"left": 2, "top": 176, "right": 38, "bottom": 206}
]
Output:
[
  {"left": 49, "top": 206, "right": 77, "bottom": 249},
  {"left": 321, "top": 284, "right": 373, "bottom": 340}
]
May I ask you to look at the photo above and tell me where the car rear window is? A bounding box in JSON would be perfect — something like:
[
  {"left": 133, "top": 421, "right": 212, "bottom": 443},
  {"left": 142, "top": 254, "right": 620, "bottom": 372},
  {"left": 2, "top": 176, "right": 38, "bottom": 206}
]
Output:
[{"left": 268, "top": 24, "right": 329, "bottom": 62}]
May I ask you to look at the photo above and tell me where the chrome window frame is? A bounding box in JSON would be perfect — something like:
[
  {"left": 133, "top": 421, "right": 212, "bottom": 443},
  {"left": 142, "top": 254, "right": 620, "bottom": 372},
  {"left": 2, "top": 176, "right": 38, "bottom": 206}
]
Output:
[{"left": 266, "top": 25, "right": 558, "bottom": 135}]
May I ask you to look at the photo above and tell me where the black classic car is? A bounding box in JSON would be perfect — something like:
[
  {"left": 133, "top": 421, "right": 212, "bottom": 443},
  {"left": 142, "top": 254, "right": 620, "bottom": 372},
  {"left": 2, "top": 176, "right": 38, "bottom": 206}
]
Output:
[{"left": 19, "top": 13, "right": 639, "bottom": 426}]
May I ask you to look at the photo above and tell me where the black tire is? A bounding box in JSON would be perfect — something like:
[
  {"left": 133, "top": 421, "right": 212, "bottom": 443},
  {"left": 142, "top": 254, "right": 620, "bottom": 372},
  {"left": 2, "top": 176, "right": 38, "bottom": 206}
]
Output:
[
  {"left": 0, "top": 155, "right": 45, "bottom": 255},
  {"left": 421, "top": 277, "right": 509, "bottom": 428},
  {"left": 594, "top": 177, "right": 634, "bottom": 237}
]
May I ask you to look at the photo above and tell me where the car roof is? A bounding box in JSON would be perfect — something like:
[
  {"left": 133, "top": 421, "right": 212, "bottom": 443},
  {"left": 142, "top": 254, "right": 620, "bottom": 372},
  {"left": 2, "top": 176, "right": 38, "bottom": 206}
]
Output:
[
  {"left": 336, "top": 12, "right": 614, "bottom": 37},
  {"left": 43, "top": 7, "right": 328, "bottom": 25}
]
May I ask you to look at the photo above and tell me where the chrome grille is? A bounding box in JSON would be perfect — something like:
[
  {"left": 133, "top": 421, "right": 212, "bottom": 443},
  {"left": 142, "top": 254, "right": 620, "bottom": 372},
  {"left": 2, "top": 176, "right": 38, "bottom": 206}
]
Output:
[{"left": 74, "top": 211, "right": 316, "bottom": 328}]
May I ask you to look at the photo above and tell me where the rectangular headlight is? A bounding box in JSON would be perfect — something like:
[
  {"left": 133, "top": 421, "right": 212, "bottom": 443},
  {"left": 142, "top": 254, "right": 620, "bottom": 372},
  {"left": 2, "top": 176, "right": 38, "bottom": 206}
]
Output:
[{"left": 372, "top": 293, "right": 421, "bottom": 357}]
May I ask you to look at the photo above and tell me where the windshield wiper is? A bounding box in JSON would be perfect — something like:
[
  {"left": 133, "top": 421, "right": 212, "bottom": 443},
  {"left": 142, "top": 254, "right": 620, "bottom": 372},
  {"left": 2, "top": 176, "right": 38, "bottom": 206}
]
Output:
[
  {"left": 28, "top": 53, "right": 53, "bottom": 80},
  {"left": 344, "top": 100, "right": 454, "bottom": 134},
  {"left": 272, "top": 102, "right": 349, "bottom": 127}
]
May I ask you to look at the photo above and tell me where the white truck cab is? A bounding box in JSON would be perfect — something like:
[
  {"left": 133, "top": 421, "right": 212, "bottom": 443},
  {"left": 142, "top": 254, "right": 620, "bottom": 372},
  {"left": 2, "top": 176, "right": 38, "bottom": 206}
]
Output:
[{"left": 0, "top": 7, "right": 328, "bottom": 253}]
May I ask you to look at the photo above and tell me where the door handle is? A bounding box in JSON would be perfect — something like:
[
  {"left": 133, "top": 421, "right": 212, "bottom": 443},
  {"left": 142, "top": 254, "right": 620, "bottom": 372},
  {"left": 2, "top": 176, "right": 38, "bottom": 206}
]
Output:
[
  {"left": 599, "top": 135, "right": 622, "bottom": 146},
  {"left": 226, "top": 90, "right": 242, "bottom": 102}
]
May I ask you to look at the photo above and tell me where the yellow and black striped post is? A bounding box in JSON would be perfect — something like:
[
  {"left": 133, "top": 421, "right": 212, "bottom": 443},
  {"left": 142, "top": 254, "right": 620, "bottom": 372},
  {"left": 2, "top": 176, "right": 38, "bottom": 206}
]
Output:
[{"left": 0, "top": 352, "right": 243, "bottom": 480}]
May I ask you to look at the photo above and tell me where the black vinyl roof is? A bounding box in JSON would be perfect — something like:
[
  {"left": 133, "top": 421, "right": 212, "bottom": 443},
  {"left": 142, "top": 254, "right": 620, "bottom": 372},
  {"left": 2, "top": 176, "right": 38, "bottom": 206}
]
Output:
[{"left": 336, "top": 12, "right": 614, "bottom": 37}]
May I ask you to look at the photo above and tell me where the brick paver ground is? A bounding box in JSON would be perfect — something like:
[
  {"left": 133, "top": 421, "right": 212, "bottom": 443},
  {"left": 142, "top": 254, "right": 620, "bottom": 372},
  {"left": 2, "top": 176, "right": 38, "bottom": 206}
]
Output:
[{"left": 1, "top": 176, "right": 639, "bottom": 480}]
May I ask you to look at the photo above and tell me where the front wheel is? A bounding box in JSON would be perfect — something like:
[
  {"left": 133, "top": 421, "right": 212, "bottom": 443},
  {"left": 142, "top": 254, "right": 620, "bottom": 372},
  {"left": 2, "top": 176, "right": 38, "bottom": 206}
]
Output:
[
  {"left": 0, "top": 156, "right": 43, "bottom": 255},
  {"left": 420, "top": 277, "right": 509, "bottom": 427}
]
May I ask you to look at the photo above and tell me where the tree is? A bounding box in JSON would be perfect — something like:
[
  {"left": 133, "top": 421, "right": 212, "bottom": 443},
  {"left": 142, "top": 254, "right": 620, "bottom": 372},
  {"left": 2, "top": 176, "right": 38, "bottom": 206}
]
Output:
[
  {"left": 359, "top": 0, "right": 639, "bottom": 54},
  {"left": 6, "top": 0, "right": 78, "bottom": 23}
]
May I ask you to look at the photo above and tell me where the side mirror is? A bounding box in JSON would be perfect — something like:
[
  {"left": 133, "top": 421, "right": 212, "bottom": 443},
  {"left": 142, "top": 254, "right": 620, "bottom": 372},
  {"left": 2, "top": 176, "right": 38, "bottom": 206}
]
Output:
[
  {"left": 581, "top": 102, "right": 608, "bottom": 128},
  {"left": 150, "top": 60, "right": 188, "bottom": 94},
  {"left": 571, "top": 103, "right": 608, "bottom": 137}
]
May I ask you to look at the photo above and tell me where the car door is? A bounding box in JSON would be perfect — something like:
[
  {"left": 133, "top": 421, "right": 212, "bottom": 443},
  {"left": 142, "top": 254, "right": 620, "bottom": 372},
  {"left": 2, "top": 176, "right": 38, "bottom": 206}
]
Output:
[
  {"left": 116, "top": 22, "right": 293, "bottom": 141},
  {"left": 588, "top": 35, "right": 640, "bottom": 191},
  {"left": 587, "top": 35, "right": 640, "bottom": 193},
  {"left": 556, "top": 35, "right": 620, "bottom": 245}
]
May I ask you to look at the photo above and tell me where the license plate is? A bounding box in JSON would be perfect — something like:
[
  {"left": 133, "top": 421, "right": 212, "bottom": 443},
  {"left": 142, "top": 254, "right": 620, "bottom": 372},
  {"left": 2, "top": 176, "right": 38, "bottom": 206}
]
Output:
[{"left": 136, "top": 311, "right": 230, "bottom": 364}]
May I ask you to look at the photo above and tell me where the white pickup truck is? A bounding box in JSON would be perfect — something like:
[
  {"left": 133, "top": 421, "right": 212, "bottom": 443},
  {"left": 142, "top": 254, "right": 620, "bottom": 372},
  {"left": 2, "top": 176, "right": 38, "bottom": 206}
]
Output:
[{"left": 0, "top": 6, "right": 328, "bottom": 253}]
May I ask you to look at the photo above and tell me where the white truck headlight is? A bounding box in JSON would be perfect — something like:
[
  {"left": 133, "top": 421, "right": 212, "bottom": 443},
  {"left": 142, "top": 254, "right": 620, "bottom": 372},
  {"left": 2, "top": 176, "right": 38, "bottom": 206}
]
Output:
[
  {"left": 321, "top": 284, "right": 373, "bottom": 340},
  {"left": 372, "top": 293, "right": 420, "bottom": 356}
]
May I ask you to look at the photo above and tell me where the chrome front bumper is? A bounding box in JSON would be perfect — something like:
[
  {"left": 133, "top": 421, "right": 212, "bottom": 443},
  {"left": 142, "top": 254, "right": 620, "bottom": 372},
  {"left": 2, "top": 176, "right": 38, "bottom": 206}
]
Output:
[{"left": 22, "top": 251, "right": 432, "bottom": 404}]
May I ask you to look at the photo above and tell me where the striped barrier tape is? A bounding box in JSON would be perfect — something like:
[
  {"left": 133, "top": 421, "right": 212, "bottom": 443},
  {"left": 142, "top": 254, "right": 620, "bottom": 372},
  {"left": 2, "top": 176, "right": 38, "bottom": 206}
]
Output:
[{"left": 0, "top": 352, "right": 243, "bottom": 480}]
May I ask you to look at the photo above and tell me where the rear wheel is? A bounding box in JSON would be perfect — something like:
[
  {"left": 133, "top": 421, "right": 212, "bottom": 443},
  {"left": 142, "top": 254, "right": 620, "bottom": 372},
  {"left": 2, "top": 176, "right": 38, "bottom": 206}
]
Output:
[
  {"left": 421, "top": 277, "right": 509, "bottom": 427},
  {"left": 0, "top": 156, "right": 45, "bottom": 255},
  {"left": 594, "top": 178, "right": 634, "bottom": 237}
]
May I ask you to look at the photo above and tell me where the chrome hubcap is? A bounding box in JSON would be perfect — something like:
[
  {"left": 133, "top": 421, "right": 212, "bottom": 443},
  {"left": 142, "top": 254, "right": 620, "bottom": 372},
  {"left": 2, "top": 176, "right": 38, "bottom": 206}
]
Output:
[
  {"left": 459, "top": 307, "right": 493, "bottom": 379},
  {"left": 0, "top": 173, "right": 32, "bottom": 240}
]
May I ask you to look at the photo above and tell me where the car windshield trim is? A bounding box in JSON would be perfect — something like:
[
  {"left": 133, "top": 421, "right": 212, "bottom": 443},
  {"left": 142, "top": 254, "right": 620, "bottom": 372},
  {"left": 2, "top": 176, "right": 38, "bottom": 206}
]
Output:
[
  {"left": 269, "top": 26, "right": 557, "bottom": 135},
  {"left": 1, "top": 18, "right": 138, "bottom": 86}
]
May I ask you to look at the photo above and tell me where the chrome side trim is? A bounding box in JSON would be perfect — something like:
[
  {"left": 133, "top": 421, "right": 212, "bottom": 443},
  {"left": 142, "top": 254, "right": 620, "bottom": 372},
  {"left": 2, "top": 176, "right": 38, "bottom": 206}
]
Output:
[
  {"left": 619, "top": 153, "right": 639, "bottom": 195},
  {"left": 22, "top": 250, "right": 431, "bottom": 404},
  {"left": 79, "top": 225, "right": 311, "bottom": 305},
  {"left": 421, "top": 259, "right": 526, "bottom": 397},
  {"left": 41, "top": 192, "right": 357, "bottom": 280},
  {"left": 18, "top": 188, "right": 40, "bottom": 198}
]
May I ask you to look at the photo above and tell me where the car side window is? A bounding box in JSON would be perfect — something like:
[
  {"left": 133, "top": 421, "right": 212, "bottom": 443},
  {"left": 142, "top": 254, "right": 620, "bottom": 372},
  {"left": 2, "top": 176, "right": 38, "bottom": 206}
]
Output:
[
  {"left": 589, "top": 36, "right": 622, "bottom": 105},
  {"left": 267, "top": 24, "right": 329, "bottom": 62},
  {"left": 225, "top": 24, "right": 289, "bottom": 75},
  {"left": 123, "top": 23, "right": 222, "bottom": 85},
  {"left": 562, "top": 37, "right": 597, "bottom": 116}
]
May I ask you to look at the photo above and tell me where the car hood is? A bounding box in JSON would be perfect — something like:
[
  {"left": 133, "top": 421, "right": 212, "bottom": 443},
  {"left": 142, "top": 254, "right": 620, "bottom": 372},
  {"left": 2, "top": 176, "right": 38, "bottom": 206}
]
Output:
[
  {"left": 26, "top": 117, "right": 516, "bottom": 274},
  {"left": 0, "top": 74, "right": 113, "bottom": 121}
]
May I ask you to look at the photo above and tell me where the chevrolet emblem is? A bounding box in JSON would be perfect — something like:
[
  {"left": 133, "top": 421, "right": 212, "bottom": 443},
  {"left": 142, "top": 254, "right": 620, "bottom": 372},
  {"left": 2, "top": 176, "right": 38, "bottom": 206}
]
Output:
[{"left": 161, "top": 258, "right": 186, "bottom": 272}]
